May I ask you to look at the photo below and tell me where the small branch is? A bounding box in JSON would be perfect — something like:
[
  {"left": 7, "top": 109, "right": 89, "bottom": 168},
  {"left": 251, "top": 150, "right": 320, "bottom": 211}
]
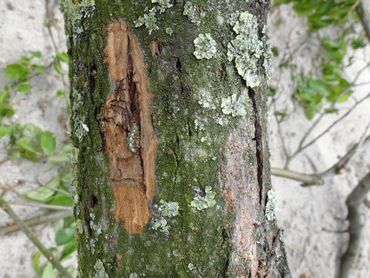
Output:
[
  {"left": 271, "top": 167, "right": 324, "bottom": 186},
  {"left": 0, "top": 210, "right": 72, "bottom": 236},
  {"left": 338, "top": 172, "right": 370, "bottom": 278},
  {"left": 0, "top": 196, "right": 73, "bottom": 278},
  {"left": 321, "top": 134, "right": 370, "bottom": 176},
  {"left": 9, "top": 200, "right": 72, "bottom": 211},
  {"left": 293, "top": 93, "right": 370, "bottom": 156},
  {"left": 356, "top": 0, "right": 370, "bottom": 44}
]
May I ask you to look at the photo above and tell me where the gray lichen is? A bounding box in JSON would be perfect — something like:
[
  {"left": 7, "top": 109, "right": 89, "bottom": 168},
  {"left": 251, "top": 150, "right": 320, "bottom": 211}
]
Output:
[
  {"left": 221, "top": 92, "right": 247, "bottom": 117},
  {"left": 165, "top": 27, "right": 173, "bottom": 36},
  {"left": 60, "top": 0, "right": 95, "bottom": 34},
  {"left": 191, "top": 186, "right": 216, "bottom": 211},
  {"left": 93, "top": 259, "right": 108, "bottom": 278},
  {"left": 152, "top": 0, "right": 172, "bottom": 9},
  {"left": 159, "top": 200, "right": 179, "bottom": 217},
  {"left": 193, "top": 33, "right": 217, "bottom": 60},
  {"left": 134, "top": 1, "right": 173, "bottom": 34},
  {"left": 151, "top": 200, "right": 179, "bottom": 234},
  {"left": 134, "top": 8, "right": 158, "bottom": 35},
  {"left": 183, "top": 1, "right": 200, "bottom": 25},
  {"left": 198, "top": 89, "right": 217, "bottom": 110},
  {"left": 265, "top": 189, "right": 276, "bottom": 221},
  {"left": 227, "top": 11, "right": 264, "bottom": 87},
  {"left": 262, "top": 25, "right": 273, "bottom": 79}
]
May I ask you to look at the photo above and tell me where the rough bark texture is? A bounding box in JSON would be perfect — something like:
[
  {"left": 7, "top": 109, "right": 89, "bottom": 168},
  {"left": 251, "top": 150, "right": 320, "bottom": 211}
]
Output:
[{"left": 63, "top": 0, "right": 290, "bottom": 277}]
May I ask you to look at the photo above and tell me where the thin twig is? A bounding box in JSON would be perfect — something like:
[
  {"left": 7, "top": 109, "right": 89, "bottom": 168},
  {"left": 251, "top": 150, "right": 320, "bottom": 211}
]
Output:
[
  {"left": 271, "top": 167, "right": 323, "bottom": 186},
  {"left": 0, "top": 196, "right": 73, "bottom": 278},
  {"left": 292, "top": 93, "right": 370, "bottom": 157},
  {"left": 8, "top": 200, "right": 72, "bottom": 211},
  {"left": 0, "top": 210, "right": 72, "bottom": 236},
  {"left": 320, "top": 134, "right": 370, "bottom": 176},
  {"left": 338, "top": 172, "right": 370, "bottom": 278},
  {"left": 356, "top": 0, "right": 370, "bottom": 44}
]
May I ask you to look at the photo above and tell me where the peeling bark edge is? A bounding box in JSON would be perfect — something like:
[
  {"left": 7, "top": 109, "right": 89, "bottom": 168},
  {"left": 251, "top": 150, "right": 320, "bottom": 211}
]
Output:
[{"left": 102, "top": 19, "right": 157, "bottom": 234}]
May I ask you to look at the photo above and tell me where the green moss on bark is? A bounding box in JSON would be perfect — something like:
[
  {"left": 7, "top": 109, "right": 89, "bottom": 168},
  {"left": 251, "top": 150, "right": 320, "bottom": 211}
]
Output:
[{"left": 64, "top": 0, "right": 279, "bottom": 277}]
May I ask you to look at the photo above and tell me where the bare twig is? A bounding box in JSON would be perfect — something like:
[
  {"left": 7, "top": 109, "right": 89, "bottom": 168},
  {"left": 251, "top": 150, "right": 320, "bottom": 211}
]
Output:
[
  {"left": 338, "top": 172, "right": 370, "bottom": 278},
  {"left": 271, "top": 167, "right": 323, "bottom": 186},
  {"left": 0, "top": 210, "right": 72, "bottom": 236},
  {"left": 290, "top": 93, "right": 370, "bottom": 160},
  {"left": 321, "top": 134, "right": 370, "bottom": 176},
  {"left": 8, "top": 200, "right": 72, "bottom": 211},
  {"left": 356, "top": 0, "right": 370, "bottom": 43},
  {"left": 0, "top": 196, "right": 73, "bottom": 278}
]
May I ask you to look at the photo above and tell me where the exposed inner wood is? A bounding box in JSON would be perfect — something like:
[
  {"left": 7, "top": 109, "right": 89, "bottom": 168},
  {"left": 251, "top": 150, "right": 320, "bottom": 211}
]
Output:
[{"left": 102, "top": 19, "right": 157, "bottom": 234}]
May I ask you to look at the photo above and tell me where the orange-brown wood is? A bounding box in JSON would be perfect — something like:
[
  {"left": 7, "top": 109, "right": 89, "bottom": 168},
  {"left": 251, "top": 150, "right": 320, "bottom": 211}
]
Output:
[{"left": 102, "top": 19, "right": 157, "bottom": 234}]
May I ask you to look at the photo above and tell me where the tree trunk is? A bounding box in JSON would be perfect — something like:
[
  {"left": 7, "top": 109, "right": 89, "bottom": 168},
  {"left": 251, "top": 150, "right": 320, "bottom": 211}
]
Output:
[{"left": 63, "top": 0, "right": 290, "bottom": 277}]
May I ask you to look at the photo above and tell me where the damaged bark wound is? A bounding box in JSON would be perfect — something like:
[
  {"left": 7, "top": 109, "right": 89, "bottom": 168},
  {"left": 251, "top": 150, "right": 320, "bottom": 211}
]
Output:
[{"left": 102, "top": 19, "right": 157, "bottom": 234}]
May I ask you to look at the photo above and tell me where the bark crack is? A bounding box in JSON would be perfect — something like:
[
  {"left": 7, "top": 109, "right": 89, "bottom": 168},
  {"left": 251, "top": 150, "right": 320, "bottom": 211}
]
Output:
[{"left": 248, "top": 88, "right": 264, "bottom": 206}]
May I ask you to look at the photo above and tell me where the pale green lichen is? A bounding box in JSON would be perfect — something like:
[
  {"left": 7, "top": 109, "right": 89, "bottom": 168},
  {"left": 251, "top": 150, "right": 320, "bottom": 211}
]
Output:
[
  {"left": 60, "top": 0, "right": 95, "bottom": 34},
  {"left": 221, "top": 93, "right": 247, "bottom": 117},
  {"left": 76, "top": 219, "right": 83, "bottom": 234},
  {"left": 129, "top": 273, "right": 139, "bottom": 278},
  {"left": 191, "top": 186, "right": 216, "bottom": 211},
  {"left": 159, "top": 200, "right": 179, "bottom": 217},
  {"left": 188, "top": 263, "right": 196, "bottom": 271},
  {"left": 89, "top": 212, "right": 103, "bottom": 235},
  {"left": 134, "top": 1, "right": 173, "bottom": 34},
  {"left": 262, "top": 25, "right": 273, "bottom": 79},
  {"left": 265, "top": 189, "right": 276, "bottom": 221},
  {"left": 198, "top": 89, "right": 217, "bottom": 110},
  {"left": 165, "top": 27, "right": 173, "bottom": 35},
  {"left": 227, "top": 11, "right": 264, "bottom": 87},
  {"left": 134, "top": 8, "right": 158, "bottom": 35},
  {"left": 183, "top": 1, "right": 200, "bottom": 25},
  {"left": 151, "top": 200, "right": 179, "bottom": 234},
  {"left": 193, "top": 33, "right": 217, "bottom": 60},
  {"left": 152, "top": 217, "right": 169, "bottom": 234},
  {"left": 93, "top": 259, "right": 108, "bottom": 278},
  {"left": 152, "top": 0, "right": 172, "bottom": 10},
  {"left": 75, "top": 118, "right": 89, "bottom": 142}
]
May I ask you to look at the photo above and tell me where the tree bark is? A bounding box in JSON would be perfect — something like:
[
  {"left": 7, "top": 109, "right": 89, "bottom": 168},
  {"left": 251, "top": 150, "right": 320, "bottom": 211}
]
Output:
[{"left": 63, "top": 0, "right": 290, "bottom": 277}]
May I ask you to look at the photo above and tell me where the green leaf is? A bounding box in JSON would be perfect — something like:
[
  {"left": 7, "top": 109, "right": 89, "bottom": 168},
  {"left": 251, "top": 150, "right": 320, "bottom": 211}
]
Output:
[
  {"left": 57, "top": 52, "right": 69, "bottom": 63},
  {"left": 40, "top": 131, "right": 56, "bottom": 155},
  {"left": 31, "top": 51, "right": 42, "bottom": 58},
  {"left": 41, "top": 262, "right": 55, "bottom": 278},
  {"left": 26, "top": 186, "right": 55, "bottom": 202},
  {"left": 16, "top": 138, "right": 40, "bottom": 155},
  {"left": 5, "top": 64, "right": 29, "bottom": 81},
  {"left": 26, "top": 176, "right": 60, "bottom": 202},
  {"left": 0, "top": 126, "right": 12, "bottom": 138},
  {"left": 56, "top": 89, "right": 65, "bottom": 97},
  {"left": 17, "top": 81, "right": 31, "bottom": 93},
  {"left": 55, "top": 227, "right": 76, "bottom": 245},
  {"left": 61, "top": 240, "right": 77, "bottom": 260},
  {"left": 54, "top": 60, "right": 63, "bottom": 75},
  {"left": 48, "top": 194, "right": 73, "bottom": 206},
  {"left": 32, "top": 251, "right": 42, "bottom": 275},
  {"left": 33, "top": 65, "right": 45, "bottom": 74}
]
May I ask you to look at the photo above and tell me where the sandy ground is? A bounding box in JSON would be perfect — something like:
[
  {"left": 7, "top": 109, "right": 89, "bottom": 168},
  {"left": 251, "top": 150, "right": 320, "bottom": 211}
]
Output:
[{"left": 0, "top": 1, "right": 369, "bottom": 278}]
